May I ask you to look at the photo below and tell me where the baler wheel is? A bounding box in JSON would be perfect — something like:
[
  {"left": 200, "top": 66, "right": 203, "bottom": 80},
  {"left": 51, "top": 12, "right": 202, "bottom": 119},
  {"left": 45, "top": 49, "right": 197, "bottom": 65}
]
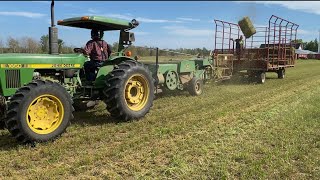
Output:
[
  {"left": 5, "top": 80, "right": 73, "bottom": 143},
  {"left": 188, "top": 77, "right": 204, "bottom": 96},
  {"left": 104, "top": 60, "right": 154, "bottom": 121}
]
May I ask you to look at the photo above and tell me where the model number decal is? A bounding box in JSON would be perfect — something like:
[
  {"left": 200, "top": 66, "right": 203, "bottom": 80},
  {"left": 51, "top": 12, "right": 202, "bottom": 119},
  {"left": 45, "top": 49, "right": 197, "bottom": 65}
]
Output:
[{"left": 1, "top": 64, "right": 28, "bottom": 68}]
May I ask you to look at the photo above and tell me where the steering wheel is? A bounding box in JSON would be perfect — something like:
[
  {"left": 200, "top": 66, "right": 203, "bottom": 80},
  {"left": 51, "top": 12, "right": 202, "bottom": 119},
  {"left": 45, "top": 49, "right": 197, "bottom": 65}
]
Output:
[{"left": 74, "top": 48, "right": 85, "bottom": 54}]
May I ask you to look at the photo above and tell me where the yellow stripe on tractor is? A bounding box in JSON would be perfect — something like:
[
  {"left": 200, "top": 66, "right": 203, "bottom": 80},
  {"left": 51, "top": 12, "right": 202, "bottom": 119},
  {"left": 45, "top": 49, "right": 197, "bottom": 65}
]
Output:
[{"left": 0, "top": 64, "right": 81, "bottom": 69}]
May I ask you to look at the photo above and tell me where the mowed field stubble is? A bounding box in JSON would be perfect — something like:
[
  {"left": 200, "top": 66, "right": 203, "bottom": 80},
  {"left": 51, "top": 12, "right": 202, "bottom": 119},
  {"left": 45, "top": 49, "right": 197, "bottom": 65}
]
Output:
[{"left": 0, "top": 59, "right": 319, "bottom": 179}]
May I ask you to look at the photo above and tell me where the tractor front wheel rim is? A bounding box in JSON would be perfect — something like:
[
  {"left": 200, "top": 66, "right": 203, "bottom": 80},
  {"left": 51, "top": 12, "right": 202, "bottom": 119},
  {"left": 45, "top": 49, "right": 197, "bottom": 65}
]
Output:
[{"left": 27, "top": 94, "right": 64, "bottom": 134}]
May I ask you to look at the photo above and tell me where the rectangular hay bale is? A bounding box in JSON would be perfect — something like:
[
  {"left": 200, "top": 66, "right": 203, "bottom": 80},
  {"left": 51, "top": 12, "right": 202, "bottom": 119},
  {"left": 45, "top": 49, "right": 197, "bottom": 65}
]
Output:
[{"left": 238, "top": 16, "right": 256, "bottom": 38}]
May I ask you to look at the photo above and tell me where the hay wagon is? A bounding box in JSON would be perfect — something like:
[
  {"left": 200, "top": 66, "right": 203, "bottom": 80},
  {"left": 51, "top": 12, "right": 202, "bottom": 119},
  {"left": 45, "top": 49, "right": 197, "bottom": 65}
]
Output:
[{"left": 214, "top": 15, "right": 299, "bottom": 83}]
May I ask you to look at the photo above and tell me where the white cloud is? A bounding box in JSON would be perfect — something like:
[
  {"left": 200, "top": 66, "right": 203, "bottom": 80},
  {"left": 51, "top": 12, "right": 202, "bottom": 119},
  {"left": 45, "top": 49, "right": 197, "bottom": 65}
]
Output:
[
  {"left": 59, "top": 26, "right": 73, "bottom": 30},
  {"left": 31, "top": 1, "right": 50, "bottom": 4},
  {"left": 298, "top": 29, "right": 317, "bottom": 35},
  {"left": 177, "top": 17, "right": 201, "bottom": 22},
  {"left": 136, "top": 17, "right": 182, "bottom": 23},
  {"left": 88, "top": 8, "right": 99, "bottom": 14},
  {"left": 88, "top": 13, "right": 183, "bottom": 23},
  {"left": 0, "top": 11, "right": 46, "bottom": 18},
  {"left": 104, "top": 13, "right": 133, "bottom": 20},
  {"left": 136, "top": 36, "right": 213, "bottom": 49},
  {"left": 254, "top": 24, "right": 267, "bottom": 27},
  {"left": 163, "top": 26, "right": 213, "bottom": 37},
  {"left": 238, "top": 1, "right": 320, "bottom": 15},
  {"left": 132, "top": 31, "right": 150, "bottom": 36}
]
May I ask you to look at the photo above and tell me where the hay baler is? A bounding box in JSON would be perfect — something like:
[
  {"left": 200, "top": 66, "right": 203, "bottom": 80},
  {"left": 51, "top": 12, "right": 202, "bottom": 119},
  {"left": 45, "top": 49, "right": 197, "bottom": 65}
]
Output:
[{"left": 146, "top": 57, "right": 215, "bottom": 96}]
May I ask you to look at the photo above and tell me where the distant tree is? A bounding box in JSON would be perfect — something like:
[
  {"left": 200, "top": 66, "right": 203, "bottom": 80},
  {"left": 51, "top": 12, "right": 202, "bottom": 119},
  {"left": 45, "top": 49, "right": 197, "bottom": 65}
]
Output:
[
  {"left": 292, "top": 39, "right": 303, "bottom": 44},
  {"left": 20, "top": 37, "right": 40, "bottom": 53},
  {"left": 0, "top": 37, "right": 3, "bottom": 54},
  {"left": 58, "top": 39, "right": 64, "bottom": 53},
  {"left": 7, "top": 37, "right": 20, "bottom": 53},
  {"left": 40, "top": 35, "right": 49, "bottom": 53},
  {"left": 305, "top": 38, "right": 318, "bottom": 52},
  {"left": 112, "top": 42, "right": 119, "bottom": 52},
  {"left": 26, "top": 37, "right": 40, "bottom": 53}
]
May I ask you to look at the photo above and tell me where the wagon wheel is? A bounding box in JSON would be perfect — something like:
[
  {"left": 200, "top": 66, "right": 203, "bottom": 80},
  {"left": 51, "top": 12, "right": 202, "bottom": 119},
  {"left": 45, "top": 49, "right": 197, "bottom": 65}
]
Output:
[
  {"left": 277, "top": 69, "right": 285, "bottom": 79},
  {"left": 256, "top": 71, "right": 266, "bottom": 84}
]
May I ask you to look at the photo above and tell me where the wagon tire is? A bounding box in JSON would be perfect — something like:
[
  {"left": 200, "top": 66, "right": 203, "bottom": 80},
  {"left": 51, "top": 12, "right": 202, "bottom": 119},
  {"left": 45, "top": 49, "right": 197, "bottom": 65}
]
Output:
[
  {"left": 257, "top": 71, "right": 266, "bottom": 84},
  {"left": 277, "top": 69, "right": 285, "bottom": 79}
]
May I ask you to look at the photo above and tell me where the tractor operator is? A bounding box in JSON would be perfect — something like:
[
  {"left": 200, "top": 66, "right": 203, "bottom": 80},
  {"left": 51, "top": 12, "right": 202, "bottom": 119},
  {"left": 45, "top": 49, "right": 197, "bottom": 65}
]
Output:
[{"left": 84, "top": 29, "right": 111, "bottom": 81}]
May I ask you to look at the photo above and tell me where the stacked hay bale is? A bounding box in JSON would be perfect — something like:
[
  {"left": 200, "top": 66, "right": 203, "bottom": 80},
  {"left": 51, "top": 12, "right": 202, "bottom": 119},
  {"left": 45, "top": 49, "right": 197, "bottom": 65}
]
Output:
[{"left": 238, "top": 16, "right": 256, "bottom": 38}]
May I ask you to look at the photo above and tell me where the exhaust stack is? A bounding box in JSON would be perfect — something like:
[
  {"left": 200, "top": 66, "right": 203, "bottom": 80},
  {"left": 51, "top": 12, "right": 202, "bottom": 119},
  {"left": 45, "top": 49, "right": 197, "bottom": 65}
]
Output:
[{"left": 49, "top": 0, "right": 59, "bottom": 54}]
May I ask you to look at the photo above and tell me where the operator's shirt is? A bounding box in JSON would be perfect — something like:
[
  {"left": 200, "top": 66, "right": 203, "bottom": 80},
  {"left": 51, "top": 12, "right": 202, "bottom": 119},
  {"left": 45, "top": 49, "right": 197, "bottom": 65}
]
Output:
[{"left": 84, "top": 40, "right": 111, "bottom": 61}]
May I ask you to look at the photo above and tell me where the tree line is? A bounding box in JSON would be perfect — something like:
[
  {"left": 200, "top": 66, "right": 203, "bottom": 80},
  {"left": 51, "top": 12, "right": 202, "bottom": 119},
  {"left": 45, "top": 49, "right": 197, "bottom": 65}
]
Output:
[
  {"left": 0, "top": 35, "right": 318, "bottom": 56},
  {"left": 0, "top": 35, "right": 75, "bottom": 54},
  {"left": 0, "top": 35, "right": 212, "bottom": 57},
  {"left": 294, "top": 39, "right": 319, "bottom": 52}
]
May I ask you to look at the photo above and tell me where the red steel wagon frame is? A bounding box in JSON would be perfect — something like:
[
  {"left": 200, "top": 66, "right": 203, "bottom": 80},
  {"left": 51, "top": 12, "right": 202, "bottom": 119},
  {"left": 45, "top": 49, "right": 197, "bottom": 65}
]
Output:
[{"left": 213, "top": 15, "right": 299, "bottom": 83}]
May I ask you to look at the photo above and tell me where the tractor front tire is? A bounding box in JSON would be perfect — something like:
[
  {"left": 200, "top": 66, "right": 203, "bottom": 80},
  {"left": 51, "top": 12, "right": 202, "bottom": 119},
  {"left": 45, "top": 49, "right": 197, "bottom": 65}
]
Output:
[
  {"left": 104, "top": 60, "right": 154, "bottom": 121},
  {"left": 5, "top": 80, "right": 73, "bottom": 143},
  {"left": 188, "top": 77, "right": 204, "bottom": 96},
  {"left": 0, "top": 96, "right": 6, "bottom": 130}
]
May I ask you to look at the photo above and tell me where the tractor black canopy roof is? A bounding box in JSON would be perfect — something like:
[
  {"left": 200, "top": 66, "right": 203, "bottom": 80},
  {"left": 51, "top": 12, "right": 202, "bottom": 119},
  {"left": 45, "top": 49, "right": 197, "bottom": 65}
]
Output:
[{"left": 57, "top": 16, "right": 138, "bottom": 31}]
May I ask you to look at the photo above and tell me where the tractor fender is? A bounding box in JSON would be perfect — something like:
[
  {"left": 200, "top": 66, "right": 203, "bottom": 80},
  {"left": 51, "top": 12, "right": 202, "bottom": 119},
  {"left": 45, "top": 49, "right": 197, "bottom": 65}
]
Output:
[{"left": 95, "top": 56, "right": 136, "bottom": 89}]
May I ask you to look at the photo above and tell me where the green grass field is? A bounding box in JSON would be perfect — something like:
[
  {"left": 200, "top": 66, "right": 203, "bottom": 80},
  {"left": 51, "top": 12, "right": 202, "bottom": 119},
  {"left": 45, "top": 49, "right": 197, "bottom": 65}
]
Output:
[{"left": 0, "top": 60, "right": 319, "bottom": 179}]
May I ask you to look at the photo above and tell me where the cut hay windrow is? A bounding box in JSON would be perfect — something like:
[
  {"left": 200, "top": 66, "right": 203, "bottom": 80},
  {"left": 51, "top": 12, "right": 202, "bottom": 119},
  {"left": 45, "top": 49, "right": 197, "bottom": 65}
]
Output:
[{"left": 238, "top": 16, "right": 256, "bottom": 38}]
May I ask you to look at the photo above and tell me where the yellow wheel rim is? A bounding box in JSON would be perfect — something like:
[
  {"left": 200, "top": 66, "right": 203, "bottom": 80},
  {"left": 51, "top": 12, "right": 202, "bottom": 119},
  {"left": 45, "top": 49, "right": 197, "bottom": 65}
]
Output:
[
  {"left": 26, "top": 94, "right": 64, "bottom": 134},
  {"left": 124, "top": 74, "right": 150, "bottom": 111}
]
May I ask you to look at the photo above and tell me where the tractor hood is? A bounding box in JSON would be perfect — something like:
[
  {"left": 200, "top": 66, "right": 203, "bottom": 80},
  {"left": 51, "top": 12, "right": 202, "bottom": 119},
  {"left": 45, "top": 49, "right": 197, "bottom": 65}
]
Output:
[
  {"left": 0, "top": 53, "right": 86, "bottom": 67},
  {"left": 57, "top": 16, "right": 139, "bottom": 31}
]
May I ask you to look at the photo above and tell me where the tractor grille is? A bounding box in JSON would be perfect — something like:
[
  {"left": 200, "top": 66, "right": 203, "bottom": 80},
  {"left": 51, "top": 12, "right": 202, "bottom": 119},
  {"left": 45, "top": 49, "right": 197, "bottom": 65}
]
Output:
[{"left": 5, "top": 70, "right": 21, "bottom": 88}]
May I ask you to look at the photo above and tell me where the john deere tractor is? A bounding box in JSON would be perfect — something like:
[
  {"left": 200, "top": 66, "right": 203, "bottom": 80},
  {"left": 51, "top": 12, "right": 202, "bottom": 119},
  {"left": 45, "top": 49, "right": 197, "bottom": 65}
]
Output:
[{"left": 0, "top": 1, "right": 154, "bottom": 143}]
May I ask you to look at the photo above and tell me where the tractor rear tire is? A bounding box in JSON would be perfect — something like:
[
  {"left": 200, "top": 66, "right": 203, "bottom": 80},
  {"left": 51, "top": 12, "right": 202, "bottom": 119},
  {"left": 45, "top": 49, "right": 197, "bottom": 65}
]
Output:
[
  {"left": 5, "top": 80, "right": 74, "bottom": 143},
  {"left": 277, "top": 69, "right": 285, "bottom": 79},
  {"left": 104, "top": 60, "right": 154, "bottom": 121},
  {"left": 188, "top": 77, "right": 204, "bottom": 96},
  {"left": 257, "top": 71, "right": 266, "bottom": 84}
]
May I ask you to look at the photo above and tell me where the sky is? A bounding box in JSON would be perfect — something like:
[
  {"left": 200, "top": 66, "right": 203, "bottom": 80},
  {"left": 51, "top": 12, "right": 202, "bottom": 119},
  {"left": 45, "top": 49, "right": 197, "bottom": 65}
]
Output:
[{"left": 0, "top": 1, "right": 319, "bottom": 50}]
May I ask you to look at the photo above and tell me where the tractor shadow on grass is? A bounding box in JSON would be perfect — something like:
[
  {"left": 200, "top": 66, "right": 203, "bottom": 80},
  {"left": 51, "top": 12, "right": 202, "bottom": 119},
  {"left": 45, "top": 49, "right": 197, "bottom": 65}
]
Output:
[
  {"left": 0, "top": 132, "right": 22, "bottom": 150},
  {"left": 217, "top": 75, "right": 278, "bottom": 86},
  {"left": 72, "top": 102, "right": 126, "bottom": 126}
]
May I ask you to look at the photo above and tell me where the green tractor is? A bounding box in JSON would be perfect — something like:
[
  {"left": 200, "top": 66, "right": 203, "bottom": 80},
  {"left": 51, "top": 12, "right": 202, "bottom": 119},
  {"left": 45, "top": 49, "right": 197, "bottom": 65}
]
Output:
[{"left": 0, "top": 1, "right": 155, "bottom": 143}]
